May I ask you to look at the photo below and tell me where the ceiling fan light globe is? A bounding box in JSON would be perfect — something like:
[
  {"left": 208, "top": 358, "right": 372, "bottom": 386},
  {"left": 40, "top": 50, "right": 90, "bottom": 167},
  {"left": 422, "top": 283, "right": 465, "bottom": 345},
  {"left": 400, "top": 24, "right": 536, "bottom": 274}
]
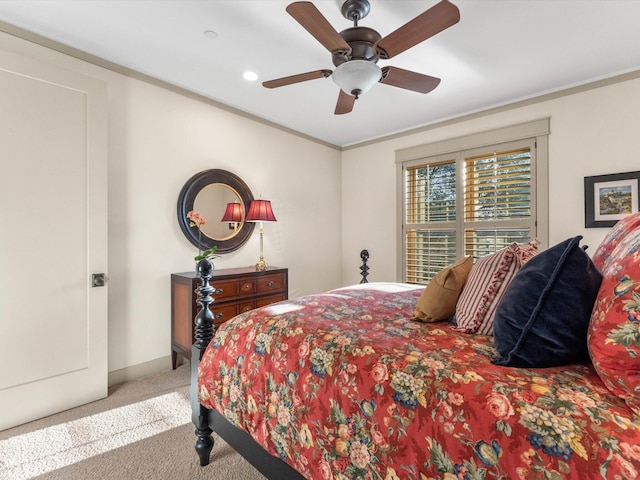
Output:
[{"left": 332, "top": 60, "right": 381, "bottom": 98}]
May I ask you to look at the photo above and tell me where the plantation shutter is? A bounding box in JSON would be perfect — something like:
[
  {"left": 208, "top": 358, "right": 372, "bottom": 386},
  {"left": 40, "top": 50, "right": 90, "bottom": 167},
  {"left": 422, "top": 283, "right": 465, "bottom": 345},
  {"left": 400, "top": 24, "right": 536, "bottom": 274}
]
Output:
[
  {"left": 404, "top": 160, "right": 457, "bottom": 284},
  {"left": 403, "top": 140, "right": 536, "bottom": 285},
  {"left": 463, "top": 147, "right": 532, "bottom": 258}
]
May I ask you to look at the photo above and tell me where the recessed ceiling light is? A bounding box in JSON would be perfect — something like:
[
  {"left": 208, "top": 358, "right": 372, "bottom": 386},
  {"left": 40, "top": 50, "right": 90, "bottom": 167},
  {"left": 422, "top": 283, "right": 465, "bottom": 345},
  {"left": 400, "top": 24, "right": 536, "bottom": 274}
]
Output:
[
  {"left": 204, "top": 30, "right": 218, "bottom": 39},
  {"left": 243, "top": 71, "right": 259, "bottom": 82}
]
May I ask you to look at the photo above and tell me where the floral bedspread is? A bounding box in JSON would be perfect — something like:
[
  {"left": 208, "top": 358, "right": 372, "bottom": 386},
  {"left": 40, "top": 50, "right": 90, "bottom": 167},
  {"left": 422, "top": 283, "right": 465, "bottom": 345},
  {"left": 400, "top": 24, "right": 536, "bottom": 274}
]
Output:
[{"left": 198, "top": 283, "right": 640, "bottom": 480}]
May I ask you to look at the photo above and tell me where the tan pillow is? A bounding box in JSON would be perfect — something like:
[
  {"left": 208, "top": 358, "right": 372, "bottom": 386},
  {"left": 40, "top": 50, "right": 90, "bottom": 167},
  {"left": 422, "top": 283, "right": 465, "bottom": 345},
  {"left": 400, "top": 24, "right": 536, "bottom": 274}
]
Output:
[{"left": 413, "top": 256, "right": 473, "bottom": 322}]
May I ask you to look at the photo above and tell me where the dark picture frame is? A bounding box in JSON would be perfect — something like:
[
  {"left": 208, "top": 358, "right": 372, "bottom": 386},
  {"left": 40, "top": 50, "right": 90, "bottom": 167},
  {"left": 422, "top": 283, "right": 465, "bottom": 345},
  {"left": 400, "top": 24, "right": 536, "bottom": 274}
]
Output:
[{"left": 584, "top": 171, "right": 640, "bottom": 228}]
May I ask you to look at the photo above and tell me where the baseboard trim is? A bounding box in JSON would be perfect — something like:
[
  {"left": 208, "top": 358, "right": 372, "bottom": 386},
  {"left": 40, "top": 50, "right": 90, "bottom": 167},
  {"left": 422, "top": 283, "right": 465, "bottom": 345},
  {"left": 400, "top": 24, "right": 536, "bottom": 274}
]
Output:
[{"left": 108, "top": 356, "right": 176, "bottom": 387}]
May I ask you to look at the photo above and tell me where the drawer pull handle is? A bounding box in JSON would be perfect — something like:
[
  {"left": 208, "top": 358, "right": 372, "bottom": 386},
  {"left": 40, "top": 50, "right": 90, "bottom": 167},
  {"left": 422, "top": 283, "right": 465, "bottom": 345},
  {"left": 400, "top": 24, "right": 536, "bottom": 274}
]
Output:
[
  {"left": 268, "top": 281, "right": 274, "bottom": 287},
  {"left": 215, "top": 313, "right": 224, "bottom": 319},
  {"left": 215, "top": 288, "right": 223, "bottom": 295}
]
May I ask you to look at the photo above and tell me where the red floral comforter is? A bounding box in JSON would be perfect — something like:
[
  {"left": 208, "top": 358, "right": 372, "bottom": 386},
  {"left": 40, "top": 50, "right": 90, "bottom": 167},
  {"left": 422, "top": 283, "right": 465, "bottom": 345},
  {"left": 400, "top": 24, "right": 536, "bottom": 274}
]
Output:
[{"left": 198, "top": 283, "right": 640, "bottom": 480}]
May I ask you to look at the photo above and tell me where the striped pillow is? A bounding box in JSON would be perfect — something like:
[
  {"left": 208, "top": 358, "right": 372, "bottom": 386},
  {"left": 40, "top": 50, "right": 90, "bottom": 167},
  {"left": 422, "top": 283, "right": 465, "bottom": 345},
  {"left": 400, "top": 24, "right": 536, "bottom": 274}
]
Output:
[
  {"left": 454, "top": 242, "right": 539, "bottom": 335},
  {"left": 514, "top": 239, "right": 541, "bottom": 266}
]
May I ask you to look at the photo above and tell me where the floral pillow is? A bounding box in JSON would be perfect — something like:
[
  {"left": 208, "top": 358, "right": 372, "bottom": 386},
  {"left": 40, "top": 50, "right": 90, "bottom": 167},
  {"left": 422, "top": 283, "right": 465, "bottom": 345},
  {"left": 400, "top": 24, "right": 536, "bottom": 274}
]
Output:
[
  {"left": 592, "top": 212, "right": 640, "bottom": 271},
  {"left": 589, "top": 224, "right": 640, "bottom": 416},
  {"left": 454, "top": 241, "right": 539, "bottom": 335}
]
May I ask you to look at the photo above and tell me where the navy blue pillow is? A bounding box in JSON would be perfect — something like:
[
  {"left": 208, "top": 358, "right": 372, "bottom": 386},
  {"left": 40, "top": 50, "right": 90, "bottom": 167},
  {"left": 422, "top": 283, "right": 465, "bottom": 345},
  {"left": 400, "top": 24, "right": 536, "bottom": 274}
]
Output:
[{"left": 492, "top": 236, "right": 602, "bottom": 368}]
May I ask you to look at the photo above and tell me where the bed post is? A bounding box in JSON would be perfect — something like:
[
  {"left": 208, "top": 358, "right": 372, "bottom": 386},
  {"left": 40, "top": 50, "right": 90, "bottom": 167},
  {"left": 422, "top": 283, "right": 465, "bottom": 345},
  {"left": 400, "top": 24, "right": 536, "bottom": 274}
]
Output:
[
  {"left": 360, "top": 249, "right": 370, "bottom": 283},
  {"left": 191, "top": 258, "right": 216, "bottom": 466}
]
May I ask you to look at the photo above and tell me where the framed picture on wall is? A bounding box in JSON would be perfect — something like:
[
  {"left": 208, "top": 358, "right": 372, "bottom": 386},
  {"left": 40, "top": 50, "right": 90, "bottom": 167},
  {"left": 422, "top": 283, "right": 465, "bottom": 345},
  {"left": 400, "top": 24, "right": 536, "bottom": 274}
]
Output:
[{"left": 584, "top": 171, "right": 640, "bottom": 228}]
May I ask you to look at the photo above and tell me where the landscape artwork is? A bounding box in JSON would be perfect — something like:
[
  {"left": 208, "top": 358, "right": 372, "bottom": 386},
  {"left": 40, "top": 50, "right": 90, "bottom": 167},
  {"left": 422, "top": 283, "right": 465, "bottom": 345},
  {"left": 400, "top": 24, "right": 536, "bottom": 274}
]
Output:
[
  {"left": 596, "top": 181, "right": 634, "bottom": 218},
  {"left": 584, "top": 171, "right": 640, "bottom": 228}
]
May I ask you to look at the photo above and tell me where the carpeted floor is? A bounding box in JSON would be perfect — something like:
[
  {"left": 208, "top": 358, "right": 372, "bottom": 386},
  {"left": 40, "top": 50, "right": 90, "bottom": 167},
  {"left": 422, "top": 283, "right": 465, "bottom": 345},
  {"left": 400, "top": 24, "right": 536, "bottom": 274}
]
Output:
[{"left": 0, "top": 364, "right": 267, "bottom": 480}]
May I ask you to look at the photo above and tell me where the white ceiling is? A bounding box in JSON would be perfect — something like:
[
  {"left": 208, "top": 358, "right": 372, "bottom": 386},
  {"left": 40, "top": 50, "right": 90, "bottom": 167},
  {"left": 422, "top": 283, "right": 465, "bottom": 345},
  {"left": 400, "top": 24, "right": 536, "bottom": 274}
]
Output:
[{"left": 0, "top": 0, "right": 639, "bottom": 148}]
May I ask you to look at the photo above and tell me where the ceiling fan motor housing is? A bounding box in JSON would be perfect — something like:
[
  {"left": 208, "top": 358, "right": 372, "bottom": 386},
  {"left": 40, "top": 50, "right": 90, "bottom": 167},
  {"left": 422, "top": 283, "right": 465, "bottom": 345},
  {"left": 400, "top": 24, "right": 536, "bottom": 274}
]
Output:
[{"left": 332, "top": 26, "right": 381, "bottom": 66}]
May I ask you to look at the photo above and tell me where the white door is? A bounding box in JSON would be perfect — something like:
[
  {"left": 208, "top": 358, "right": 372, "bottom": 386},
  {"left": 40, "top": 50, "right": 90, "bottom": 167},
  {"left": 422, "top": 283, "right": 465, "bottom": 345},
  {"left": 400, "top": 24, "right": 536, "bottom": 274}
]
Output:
[{"left": 0, "top": 50, "right": 108, "bottom": 431}]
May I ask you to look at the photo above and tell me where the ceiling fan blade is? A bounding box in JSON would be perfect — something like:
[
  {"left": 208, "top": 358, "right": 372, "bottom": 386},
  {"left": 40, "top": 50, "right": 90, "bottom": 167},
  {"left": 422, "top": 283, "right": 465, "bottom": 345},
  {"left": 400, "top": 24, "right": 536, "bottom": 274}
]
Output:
[
  {"left": 376, "top": 0, "right": 460, "bottom": 59},
  {"left": 334, "top": 90, "right": 355, "bottom": 115},
  {"left": 286, "top": 2, "right": 352, "bottom": 54},
  {"left": 380, "top": 66, "right": 441, "bottom": 94},
  {"left": 262, "top": 69, "right": 332, "bottom": 88}
]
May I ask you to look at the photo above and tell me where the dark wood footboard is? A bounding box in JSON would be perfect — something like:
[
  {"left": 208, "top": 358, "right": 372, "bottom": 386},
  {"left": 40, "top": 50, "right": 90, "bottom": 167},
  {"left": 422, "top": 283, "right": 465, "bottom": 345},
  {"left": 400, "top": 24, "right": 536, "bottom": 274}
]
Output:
[
  {"left": 192, "top": 252, "right": 372, "bottom": 477},
  {"left": 191, "top": 259, "right": 305, "bottom": 479}
]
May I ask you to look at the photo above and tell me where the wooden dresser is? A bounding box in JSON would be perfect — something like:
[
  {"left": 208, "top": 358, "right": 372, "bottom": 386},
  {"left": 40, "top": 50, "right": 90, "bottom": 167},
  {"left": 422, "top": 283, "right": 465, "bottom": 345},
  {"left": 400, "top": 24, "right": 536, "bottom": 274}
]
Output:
[{"left": 170, "top": 266, "right": 288, "bottom": 369}]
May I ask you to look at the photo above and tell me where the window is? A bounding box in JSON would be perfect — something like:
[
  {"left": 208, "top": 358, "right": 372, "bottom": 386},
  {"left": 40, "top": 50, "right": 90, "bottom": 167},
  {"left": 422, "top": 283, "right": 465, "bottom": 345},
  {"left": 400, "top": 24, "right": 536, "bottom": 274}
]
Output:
[
  {"left": 398, "top": 119, "right": 549, "bottom": 284},
  {"left": 405, "top": 159, "right": 457, "bottom": 283}
]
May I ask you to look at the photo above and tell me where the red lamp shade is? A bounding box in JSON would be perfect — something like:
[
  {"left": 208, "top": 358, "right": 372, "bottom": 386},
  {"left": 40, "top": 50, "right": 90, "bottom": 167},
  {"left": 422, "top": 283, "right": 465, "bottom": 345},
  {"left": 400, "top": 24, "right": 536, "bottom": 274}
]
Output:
[
  {"left": 221, "top": 202, "right": 244, "bottom": 222},
  {"left": 245, "top": 199, "right": 277, "bottom": 222}
]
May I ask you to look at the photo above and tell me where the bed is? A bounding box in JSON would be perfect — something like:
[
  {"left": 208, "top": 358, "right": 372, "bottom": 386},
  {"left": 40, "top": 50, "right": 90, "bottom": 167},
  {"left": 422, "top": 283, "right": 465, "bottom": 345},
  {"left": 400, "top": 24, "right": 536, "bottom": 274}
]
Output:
[{"left": 191, "top": 217, "right": 640, "bottom": 479}]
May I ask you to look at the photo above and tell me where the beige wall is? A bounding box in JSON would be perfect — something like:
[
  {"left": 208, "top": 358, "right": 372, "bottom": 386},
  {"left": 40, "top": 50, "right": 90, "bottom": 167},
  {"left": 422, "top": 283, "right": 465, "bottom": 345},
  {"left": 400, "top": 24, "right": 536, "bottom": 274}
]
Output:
[
  {"left": 341, "top": 74, "right": 640, "bottom": 285},
  {"left": 0, "top": 31, "right": 342, "bottom": 375},
  {"left": 4, "top": 28, "right": 640, "bottom": 378}
]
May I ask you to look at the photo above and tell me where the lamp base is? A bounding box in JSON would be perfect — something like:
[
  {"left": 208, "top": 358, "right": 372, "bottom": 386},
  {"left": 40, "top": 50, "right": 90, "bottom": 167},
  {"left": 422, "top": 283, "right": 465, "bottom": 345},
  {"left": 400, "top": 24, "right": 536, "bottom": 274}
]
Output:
[{"left": 255, "top": 259, "right": 268, "bottom": 271}]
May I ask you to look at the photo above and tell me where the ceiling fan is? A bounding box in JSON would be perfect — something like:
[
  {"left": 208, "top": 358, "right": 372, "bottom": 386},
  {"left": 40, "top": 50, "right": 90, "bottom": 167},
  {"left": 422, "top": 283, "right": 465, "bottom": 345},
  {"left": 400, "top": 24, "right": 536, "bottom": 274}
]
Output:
[{"left": 262, "top": 0, "right": 460, "bottom": 115}]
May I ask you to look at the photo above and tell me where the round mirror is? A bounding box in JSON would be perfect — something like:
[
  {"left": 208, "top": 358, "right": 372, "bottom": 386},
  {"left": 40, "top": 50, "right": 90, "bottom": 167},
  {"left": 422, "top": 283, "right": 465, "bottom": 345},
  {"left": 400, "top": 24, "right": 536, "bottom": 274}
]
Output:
[
  {"left": 194, "top": 184, "right": 244, "bottom": 241},
  {"left": 177, "top": 169, "right": 255, "bottom": 254}
]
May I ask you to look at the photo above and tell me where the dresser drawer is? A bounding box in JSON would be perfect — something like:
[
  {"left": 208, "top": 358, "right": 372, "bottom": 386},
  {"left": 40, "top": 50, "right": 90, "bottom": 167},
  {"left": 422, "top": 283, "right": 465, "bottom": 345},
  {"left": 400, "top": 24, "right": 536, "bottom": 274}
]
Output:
[
  {"left": 211, "top": 303, "right": 239, "bottom": 325},
  {"left": 238, "top": 300, "right": 257, "bottom": 314},
  {"left": 238, "top": 279, "right": 256, "bottom": 297},
  {"left": 256, "top": 293, "right": 286, "bottom": 308},
  {"left": 210, "top": 279, "right": 238, "bottom": 301},
  {"left": 257, "top": 273, "right": 286, "bottom": 294},
  {"left": 211, "top": 278, "right": 257, "bottom": 301}
]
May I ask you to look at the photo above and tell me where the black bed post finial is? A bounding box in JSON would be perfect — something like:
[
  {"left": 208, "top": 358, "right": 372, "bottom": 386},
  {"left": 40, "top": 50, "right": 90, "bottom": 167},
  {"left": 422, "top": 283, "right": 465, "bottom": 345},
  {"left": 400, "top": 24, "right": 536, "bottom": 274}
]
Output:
[
  {"left": 360, "top": 249, "right": 369, "bottom": 284},
  {"left": 193, "top": 258, "right": 215, "bottom": 466},
  {"left": 194, "top": 258, "right": 215, "bottom": 358}
]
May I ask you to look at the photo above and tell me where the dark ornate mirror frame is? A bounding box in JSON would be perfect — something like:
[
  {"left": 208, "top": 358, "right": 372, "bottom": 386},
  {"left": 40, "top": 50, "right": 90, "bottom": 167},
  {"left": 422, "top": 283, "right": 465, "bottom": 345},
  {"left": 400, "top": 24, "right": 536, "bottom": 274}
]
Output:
[{"left": 177, "top": 169, "right": 255, "bottom": 254}]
